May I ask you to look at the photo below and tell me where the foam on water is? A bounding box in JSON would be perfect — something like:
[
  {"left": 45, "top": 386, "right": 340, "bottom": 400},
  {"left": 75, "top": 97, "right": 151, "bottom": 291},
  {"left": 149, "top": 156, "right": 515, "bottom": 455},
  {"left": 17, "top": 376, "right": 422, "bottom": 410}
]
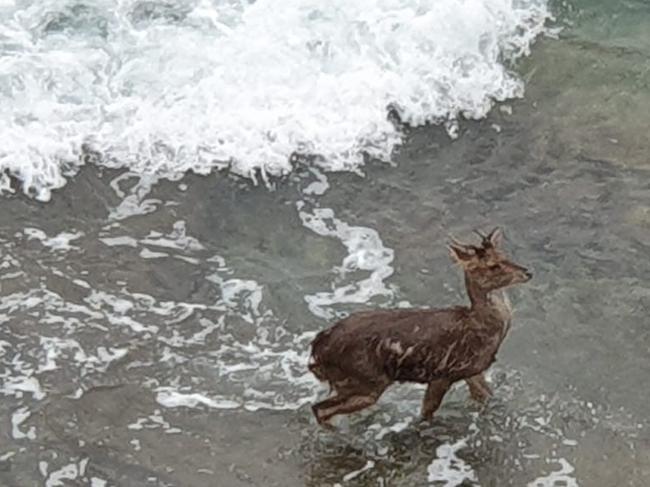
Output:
[
  {"left": 427, "top": 438, "right": 478, "bottom": 486},
  {"left": 156, "top": 389, "right": 240, "bottom": 409},
  {"left": 299, "top": 200, "right": 396, "bottom": 319},
  {"left": 23, "top": 228, "right": 83, "bottom": 251},
  {"left": 527, "top": 458, "right": 579, "bottom": 487},
  {"left": 0, "top": 0, "right": 549, "bottom": 200},
  {"left": 341, "top": 460, "right": 375, "bottom": 482},
  {"left": 40, "top": 458, "right": 89, "bottom": 487},
  {"left": 11, "top": 406, "right": 35, "bottom": 440}
]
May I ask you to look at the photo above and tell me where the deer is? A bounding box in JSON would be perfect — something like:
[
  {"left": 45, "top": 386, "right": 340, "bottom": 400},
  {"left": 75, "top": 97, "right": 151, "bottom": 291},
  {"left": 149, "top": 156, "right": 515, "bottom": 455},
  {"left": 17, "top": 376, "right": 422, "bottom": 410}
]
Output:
[{"left": 308, "top": 227, "right": 532, "bottom": 428}]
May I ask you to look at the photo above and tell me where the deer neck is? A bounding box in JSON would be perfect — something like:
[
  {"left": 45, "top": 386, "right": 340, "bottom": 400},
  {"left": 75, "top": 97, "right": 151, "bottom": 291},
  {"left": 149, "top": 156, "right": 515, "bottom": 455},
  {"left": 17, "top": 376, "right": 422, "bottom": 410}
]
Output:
[{"left": 465, "top": 274, "right": 512, "bottom": 325}]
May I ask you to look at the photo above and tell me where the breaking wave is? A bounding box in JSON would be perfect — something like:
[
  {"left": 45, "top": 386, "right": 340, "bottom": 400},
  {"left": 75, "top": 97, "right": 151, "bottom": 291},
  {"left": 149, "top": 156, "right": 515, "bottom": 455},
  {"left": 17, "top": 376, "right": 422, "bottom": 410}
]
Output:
[{"left": 0, "top": 0, "right": 549, "bottom": 200}]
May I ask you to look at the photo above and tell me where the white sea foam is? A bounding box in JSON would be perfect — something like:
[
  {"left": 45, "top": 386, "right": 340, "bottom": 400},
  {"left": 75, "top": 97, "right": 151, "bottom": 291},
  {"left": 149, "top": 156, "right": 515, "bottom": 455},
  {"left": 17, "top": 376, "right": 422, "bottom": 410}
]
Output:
[
  {"left": 527, "top": 458, "right": 579, "bottom": 487},
  {"left": 41, "top": 458, "right": 88, "bottom": 487},
  {"left": 154, "top": 251, "right": 322, "bottom": 412},
  {"left": 140, "top": 220, "right": 205, "bottom": 252},
  {"left": 299, "top": 202, "right": 396, "bottom": 319},
  {"left": 342, "top": 460, "right": 375, "bottom": 482},
  {"left": 23, "top": 228, "right": 83, "bottom": 251},
  {"left": 11, "top": 406, "right": 36, "bottom": 440},
  {"left": 0, "top": 0, "right": 549, "bottom": 200},
  {"left": 156, "top": 388, "right": 240, "bottom": 409},
  {"left": 427, "top": 438, "right": 478, "bottom": 486}
]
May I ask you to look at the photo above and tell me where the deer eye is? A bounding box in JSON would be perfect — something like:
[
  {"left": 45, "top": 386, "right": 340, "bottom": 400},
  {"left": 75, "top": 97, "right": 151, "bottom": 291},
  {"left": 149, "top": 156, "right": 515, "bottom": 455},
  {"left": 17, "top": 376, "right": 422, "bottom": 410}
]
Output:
[{"left": 487, "top": 263, "right": 500, "bottom": 270}]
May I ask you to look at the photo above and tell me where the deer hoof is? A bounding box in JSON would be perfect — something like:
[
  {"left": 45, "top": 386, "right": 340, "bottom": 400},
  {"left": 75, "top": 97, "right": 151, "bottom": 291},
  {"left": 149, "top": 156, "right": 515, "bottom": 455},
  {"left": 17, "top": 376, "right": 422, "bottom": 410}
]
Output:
[
  {"left": 312, "top": 406, "right": 336, "bottom": 430},
  {"left": 315, "top": 415, "right": 336, "bottom": 430},
  {"left": 420, "top": 410, "right": 435, "bottom": 422},
  {"left": 318, "top": 420, "right": 336, "bottom": 431}
]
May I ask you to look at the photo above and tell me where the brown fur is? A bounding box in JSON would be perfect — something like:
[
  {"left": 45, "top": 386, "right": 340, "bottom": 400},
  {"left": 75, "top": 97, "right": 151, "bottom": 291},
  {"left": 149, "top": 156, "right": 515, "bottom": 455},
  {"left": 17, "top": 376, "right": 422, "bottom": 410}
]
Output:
[{"left": 308, "top": 228, "right": 532, "bottom": 427}]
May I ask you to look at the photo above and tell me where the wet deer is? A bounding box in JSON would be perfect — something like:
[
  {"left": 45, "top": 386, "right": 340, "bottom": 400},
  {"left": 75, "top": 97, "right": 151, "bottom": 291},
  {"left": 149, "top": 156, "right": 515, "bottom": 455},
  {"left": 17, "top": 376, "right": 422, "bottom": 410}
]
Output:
[{"left": 308, "top": 228, "right": 531, "bottom": 428}]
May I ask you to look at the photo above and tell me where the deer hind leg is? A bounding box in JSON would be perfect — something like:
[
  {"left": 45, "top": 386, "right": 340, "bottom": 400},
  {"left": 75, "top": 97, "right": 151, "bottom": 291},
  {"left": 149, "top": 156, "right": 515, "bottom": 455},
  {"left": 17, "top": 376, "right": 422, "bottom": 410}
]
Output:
[
  {"left": 312, "top": 383, "right": 387, "bottom": 428},
  {"left": 465, "top": 373, "right": 492, "bottom": 404},
  {"left": 421, "top": 378, "right": 452, "bottom": 420}
]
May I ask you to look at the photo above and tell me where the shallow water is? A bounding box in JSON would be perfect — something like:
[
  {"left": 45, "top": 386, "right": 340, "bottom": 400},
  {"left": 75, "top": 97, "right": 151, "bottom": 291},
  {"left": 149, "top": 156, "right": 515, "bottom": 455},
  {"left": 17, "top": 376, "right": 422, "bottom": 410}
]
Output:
[{"left": 2, "top": 1, "right": 650, "bottom": 486}]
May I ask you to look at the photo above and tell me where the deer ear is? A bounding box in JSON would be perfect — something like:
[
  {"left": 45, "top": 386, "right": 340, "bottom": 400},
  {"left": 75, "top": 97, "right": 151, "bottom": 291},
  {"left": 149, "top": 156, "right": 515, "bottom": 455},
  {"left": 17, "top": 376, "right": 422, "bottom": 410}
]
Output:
[
  {"left": 448, "top": 244, "right": 474, "bottom": 264},
  {"left": 487, "top": 227, "right": 502, "bottom": 247}
]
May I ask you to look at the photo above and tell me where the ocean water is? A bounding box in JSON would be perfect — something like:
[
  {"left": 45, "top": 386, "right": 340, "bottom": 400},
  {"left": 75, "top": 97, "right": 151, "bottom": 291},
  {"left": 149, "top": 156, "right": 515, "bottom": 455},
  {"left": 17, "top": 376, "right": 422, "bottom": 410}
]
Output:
[
  {"left": 1, "top": 0, "right": 650, "bottom": 486},
  {"left": 0, "top": 0, "right": 548, "bottom": 200}
]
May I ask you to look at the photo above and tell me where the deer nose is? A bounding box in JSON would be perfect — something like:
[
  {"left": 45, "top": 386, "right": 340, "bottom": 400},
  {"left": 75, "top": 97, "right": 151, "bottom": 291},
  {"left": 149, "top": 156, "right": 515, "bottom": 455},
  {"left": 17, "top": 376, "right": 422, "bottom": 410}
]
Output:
[{"left": 523, "top": 269, "right": 533, "bottom": 280}]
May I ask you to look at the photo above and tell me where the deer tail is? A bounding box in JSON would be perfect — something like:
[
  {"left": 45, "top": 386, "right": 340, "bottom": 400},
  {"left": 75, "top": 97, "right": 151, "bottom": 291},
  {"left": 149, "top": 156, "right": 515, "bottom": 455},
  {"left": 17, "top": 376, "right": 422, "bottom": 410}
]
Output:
[
  {"left": 308, "top": 329, "right": 335, "bottom": 391},
  {"left": 308, "top": 359, "right": 334, "bottom": 395},
  {"left": 308, "top": 356, "right": 327, "bottom": 382}
]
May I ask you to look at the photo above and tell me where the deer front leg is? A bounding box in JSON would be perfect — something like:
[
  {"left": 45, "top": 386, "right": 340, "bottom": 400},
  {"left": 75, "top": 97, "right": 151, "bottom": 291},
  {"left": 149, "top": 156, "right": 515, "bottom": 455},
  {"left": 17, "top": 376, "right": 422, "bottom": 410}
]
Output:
[
  {"left": 421, "top": 378, "right": 452, "bottom": 420},
  {"left": 465, "top": 373, "right": 492, "bottom": 403},
  {"left": 312, "top": 391, "right": 382, "bottom": 428}
]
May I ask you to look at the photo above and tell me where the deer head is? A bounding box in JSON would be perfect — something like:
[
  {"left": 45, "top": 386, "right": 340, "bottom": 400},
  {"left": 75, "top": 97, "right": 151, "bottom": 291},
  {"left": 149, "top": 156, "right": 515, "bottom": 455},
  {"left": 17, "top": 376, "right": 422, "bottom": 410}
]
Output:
[{"left": 448, "top": 228, "right": 532, "bottom": 292}]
